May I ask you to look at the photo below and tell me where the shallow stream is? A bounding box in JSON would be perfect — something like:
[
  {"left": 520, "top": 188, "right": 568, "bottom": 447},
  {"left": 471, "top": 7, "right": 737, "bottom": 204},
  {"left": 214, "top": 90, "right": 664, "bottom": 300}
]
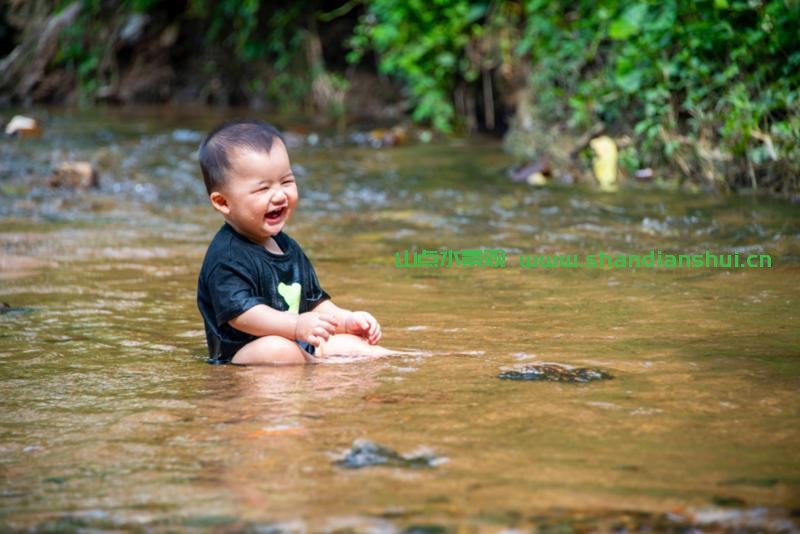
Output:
[{"left": 1, "top": 108, "right": 798, "bottom": 531}]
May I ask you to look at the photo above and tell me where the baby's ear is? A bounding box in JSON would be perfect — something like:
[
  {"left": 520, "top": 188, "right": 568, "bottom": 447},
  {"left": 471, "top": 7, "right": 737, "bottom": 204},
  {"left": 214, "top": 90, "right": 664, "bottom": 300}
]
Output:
[{"left": 209, "top": 191, "right": 229, "bottom": 215}]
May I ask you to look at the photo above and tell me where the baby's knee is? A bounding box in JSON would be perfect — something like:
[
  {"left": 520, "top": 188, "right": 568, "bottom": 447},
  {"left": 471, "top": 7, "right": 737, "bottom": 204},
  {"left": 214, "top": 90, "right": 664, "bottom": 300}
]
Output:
[
  {"left": 317, "top": 334, "right": 389, "bottom": 358},
  {"left": 232, "top": 336, "right": 310, "bottom": 365}
]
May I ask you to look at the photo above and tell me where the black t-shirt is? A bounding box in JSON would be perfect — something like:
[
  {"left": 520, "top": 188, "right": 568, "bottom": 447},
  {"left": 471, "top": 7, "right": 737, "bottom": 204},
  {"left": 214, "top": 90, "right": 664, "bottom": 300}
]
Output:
[{"left": 197, "top": 223, "right": 330, "bottom": 363}]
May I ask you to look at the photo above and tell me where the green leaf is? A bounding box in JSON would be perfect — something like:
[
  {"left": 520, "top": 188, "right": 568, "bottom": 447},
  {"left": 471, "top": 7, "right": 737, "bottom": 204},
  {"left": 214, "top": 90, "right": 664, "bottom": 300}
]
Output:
[
  {"left": 466, "top": 3, "right": 487, "bottom": 23},
  {"left": 615, "top": 67, "right": 643, "bottom": 94},
  {"left": 609, "top": 4, "right": 648, "bottom": 40},
  {"left": 436, "top": 51, "right": 456, "bottom": 68}
]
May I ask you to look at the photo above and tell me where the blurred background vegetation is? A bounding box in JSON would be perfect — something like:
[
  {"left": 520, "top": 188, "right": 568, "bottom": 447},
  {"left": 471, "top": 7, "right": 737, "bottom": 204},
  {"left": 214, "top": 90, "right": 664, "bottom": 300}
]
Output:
[{"left": 1, "top": 0, "right": 798, "bottom": 193}]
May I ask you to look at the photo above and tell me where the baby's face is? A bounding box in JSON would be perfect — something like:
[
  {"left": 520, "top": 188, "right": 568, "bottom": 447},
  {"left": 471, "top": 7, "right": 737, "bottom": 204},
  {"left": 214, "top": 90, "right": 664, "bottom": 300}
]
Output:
[{"left": 215, "top": 141, "right": 298, "bottom": 245}]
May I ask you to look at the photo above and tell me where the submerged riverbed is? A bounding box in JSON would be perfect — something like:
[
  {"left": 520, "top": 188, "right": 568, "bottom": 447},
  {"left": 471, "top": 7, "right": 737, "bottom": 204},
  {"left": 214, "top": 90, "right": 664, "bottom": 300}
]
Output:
[{"left": 1, "top": 108, "right": 799, "bottom": 531}]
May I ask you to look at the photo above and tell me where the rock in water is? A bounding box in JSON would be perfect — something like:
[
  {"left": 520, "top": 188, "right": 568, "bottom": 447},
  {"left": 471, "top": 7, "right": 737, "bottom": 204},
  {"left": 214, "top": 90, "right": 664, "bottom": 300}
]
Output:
[
  {"left": 334, "top": 439, "right": 444, "bottom": 469},
  {"left": 49, "top": 161, "right": 99, "bottom": 189},
  {"left": 498, "top": 363, "right": 613, "bottom": 383},
  {"left": 5, "top": 115, "right": 42, "bottom": 138},
  {"left": 0, "top": 303, "right": 36, "bottom": 316},
  {"left": 508, "top": 157, "right": 553, "bottom": 186}
]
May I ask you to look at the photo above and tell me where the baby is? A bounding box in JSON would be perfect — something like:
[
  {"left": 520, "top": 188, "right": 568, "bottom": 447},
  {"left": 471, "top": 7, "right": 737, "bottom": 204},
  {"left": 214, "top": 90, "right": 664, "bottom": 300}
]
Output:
[{"left": 197, "top": 119, "right": 390, "bottom": 365}]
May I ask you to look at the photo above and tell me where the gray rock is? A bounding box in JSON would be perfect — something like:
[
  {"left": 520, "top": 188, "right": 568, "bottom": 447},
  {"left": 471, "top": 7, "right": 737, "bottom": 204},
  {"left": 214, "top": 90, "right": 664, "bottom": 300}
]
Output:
[
  {"left": 498, "top": 363, "right": 613, "bottom": 383},
  {"left": 334, "top": 439, "right": 444, "bottom": 469}
]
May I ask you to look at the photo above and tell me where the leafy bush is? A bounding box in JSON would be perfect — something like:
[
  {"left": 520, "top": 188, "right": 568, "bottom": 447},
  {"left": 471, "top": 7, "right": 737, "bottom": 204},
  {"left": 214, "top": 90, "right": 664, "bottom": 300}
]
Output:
[
  {"left": 349, "top": 0, "right": 488, "bottom": 132},
  {"left": 186, "top": 0, "right": 311, "bottom": 107},
  {"left": 350, "top": 0, "right": 799, "bottom": 190}
]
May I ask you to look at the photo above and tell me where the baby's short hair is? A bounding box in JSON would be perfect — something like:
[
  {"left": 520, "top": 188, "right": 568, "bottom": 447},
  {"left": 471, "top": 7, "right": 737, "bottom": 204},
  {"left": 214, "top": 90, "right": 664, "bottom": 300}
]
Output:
[{"left": 199, "top": 119, "right": 285, "bottom": 194}]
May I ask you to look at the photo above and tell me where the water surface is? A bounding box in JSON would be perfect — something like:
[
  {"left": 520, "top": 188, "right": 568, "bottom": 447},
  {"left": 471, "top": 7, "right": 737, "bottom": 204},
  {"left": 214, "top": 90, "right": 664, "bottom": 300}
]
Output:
[{"left": 1, "top": 108, "right": 799, "bottom": 531}]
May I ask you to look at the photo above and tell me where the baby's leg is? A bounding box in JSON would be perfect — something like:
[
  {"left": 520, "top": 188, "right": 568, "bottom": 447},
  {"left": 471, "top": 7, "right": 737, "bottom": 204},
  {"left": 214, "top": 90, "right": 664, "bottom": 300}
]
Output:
[
  {"left": 316, "top": 333, "right": 394, "bottom": 359},
  {"left": 232, "top": 335, "right": 314, "bottom": 365}
]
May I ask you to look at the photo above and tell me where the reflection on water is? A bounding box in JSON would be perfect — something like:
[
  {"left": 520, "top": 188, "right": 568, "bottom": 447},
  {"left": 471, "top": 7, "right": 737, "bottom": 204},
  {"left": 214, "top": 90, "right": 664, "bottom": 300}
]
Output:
[{"left": 1, "top": 108, "right": 799, "bottom": 531}]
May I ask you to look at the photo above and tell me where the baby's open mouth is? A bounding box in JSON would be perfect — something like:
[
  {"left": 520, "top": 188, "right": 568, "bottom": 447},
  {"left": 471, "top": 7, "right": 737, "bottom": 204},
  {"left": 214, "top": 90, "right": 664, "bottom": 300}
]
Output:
[{"left": 265, "top": 206, "right": 286, "bottom": 223}]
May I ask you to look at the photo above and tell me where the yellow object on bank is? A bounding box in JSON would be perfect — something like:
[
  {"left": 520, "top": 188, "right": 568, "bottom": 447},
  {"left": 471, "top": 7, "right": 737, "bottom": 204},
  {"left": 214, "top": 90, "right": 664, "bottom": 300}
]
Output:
[{"left": 590, "top": 135, "right": 618, "bottom": 192}]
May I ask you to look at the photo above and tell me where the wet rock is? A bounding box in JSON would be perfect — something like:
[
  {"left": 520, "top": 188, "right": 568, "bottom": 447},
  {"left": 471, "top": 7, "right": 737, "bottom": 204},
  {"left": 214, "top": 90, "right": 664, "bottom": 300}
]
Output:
[
  {"left": 49, "top": 161, "right": 98, "bottom": 189},
  {"left": 369, "top": 125, "right": 408, "bottom": 147},
  {"left": 5, "top": 115, "right": 42, "bottom": 138},
  {"left": 508, "top": 156, "right": 552, "bottom": 185},
  {"left": 0, "top": 302, "right": 36, "bottom": 316},
  {"left": 498, "top": 363, "right": 613, "bottom": 383},
  {"left": 170, "top": 129, "right": 203, "bottom": 143},
  {"left": 282, "top": 131, "right": 307, "bottom": 149},
  {"left": 349, "top": 126, "right": 410, "bottom": 148},
  {"left": 334, "top": 439, "right": 445, "bottom": 469}
]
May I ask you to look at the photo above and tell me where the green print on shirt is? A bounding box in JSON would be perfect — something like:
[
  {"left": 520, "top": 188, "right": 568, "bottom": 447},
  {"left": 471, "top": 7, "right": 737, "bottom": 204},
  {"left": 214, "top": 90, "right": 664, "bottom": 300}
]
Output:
[{"left": 277, "top": 282, "right": 302, "bottom": 313}]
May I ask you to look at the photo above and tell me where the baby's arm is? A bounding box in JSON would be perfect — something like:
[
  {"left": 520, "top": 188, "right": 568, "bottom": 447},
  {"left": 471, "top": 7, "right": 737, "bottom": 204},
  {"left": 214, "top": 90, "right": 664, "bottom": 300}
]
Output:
[
  {"left": 312, "top": 300, "right": 382, "bottom": 345},
  {"left": 229, "top": 304, "right": 338, "bottom": 347}
]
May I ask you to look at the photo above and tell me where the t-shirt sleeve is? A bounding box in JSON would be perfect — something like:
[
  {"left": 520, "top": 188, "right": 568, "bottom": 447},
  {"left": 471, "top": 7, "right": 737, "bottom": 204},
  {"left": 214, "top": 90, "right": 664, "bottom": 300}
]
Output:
[
  {"left": 206, "top": 260, "right": 267, "bottom": 326},
  {"left": 300, "top": 251, "right": 331, "bottom": 309}
]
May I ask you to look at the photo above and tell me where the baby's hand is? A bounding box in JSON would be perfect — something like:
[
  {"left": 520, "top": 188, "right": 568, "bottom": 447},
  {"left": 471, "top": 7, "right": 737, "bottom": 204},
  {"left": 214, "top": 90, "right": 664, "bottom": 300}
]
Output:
[
  {"left": 345, "top": 311, "right": 382, "bottom": 345},
  {"left": 295, "top": 312, "right": 338, "bottom": 346}
]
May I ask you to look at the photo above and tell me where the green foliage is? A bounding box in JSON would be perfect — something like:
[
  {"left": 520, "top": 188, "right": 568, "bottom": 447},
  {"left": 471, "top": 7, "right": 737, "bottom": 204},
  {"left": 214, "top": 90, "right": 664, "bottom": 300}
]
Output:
[
  {"left": 52, "top": 0, "right": 316, "bottom": 108},
  {"left": 184, "top": 0, "right": 311, "bottom": 107},
  {"left": 53, "top": 0, "right": 167, "bottom": 100},
  {"left": 351, "top": 0, "right": 799, "bottom": 189},
  {"left": 53, "top": 0, "right": 106, "bottom": 102},
  {"left": 127, "top": 0, "right": 160, "bottom": 12},
  {"left": 518, "top": 0, "right": 799, "bottom": 188},
  {"left": 349, "top": 0, "right": 488, "bottom": 132}
]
